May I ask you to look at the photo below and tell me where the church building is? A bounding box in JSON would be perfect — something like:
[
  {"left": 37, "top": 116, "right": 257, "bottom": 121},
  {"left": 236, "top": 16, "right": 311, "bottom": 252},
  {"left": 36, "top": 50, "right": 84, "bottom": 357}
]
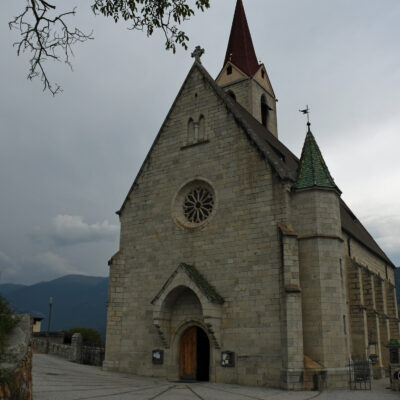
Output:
[{"left": 104, "top": 0, "right": 399, "bottom": 389}]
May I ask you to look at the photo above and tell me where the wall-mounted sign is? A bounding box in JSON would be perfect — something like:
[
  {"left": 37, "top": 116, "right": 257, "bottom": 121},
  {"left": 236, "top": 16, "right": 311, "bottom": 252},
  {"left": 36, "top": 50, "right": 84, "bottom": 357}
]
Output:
[
  {"left": 152, "top": 349, "right": 164, "bottom": 365},
  {"left": 221, "top": 351, "right": 235, "bottom": 367}
]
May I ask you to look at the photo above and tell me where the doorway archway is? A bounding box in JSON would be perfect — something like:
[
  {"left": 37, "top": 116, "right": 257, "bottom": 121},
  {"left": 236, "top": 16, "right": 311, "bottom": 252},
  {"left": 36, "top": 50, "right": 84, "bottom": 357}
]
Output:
[{"left": 179, "top": 326, "right": 210, "bottom": 381}]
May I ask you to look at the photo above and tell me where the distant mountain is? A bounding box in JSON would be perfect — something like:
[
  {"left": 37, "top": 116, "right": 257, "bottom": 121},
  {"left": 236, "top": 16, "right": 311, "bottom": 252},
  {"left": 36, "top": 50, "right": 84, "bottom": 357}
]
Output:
[
  {"left": 395, "top": 268, "right": 400, "bottom": 318},
  {"left": 0, "top": 275, "right": 108, "bottom": 339},
  {"left": 0, "top": 283, "right": 26, "bottom": 297}
]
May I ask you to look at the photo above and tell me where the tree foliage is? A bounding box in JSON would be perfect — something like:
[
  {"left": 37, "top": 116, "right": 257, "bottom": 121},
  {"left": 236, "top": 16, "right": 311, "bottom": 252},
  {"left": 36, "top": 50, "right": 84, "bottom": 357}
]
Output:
[
  {"left": 0, "top": 296, "right": 19, "bottom": 353},
  {"left": 9, "top": 0, "right": 210, "bottom": 95}
]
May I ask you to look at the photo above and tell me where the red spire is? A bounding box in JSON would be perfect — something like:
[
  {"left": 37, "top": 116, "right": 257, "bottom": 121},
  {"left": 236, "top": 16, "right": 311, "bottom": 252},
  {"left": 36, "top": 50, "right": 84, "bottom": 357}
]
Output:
[{"left": 224, "top": 0, "right": 259, "bottom": 76}]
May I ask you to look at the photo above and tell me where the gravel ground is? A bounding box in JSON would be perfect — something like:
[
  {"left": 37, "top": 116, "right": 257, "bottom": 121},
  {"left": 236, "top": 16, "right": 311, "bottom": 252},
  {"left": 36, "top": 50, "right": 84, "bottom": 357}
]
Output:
[{"left": 33, "top": 354, "right": 398, "bottom": 400}]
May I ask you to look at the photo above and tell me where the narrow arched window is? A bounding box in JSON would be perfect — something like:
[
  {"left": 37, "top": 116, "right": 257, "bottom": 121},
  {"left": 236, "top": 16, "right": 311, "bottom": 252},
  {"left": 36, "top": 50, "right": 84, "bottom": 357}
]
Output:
[
  {"left": 227, "top": 65, "right": 233, "bottom": 75},
  {"left": 227, "top": 90, "right": 236, "bottom": 101},
  {"left": 187, "top": 118, "right": 195, "bottom": 144},
  {"left": 199, "top": 115, "right": 205, "bottom": 141},
  {"left": 261, "top": 95, "right": 268, "bottom": 128}
]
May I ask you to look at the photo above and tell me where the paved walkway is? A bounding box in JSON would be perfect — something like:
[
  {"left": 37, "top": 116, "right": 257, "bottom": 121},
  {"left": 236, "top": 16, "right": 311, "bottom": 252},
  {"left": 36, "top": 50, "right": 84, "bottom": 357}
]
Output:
[{"left": 33, "top": 354, "right": 398, "bottom": 399}]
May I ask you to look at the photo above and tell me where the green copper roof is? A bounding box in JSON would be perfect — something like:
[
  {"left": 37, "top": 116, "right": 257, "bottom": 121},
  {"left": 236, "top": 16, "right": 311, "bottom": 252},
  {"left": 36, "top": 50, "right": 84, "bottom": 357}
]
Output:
[
  {"left": 180, "top": 263, "right": 224, "bottom": 304},
  {"left": 295, "top": 126, "right": 339, "bottom": 191}
]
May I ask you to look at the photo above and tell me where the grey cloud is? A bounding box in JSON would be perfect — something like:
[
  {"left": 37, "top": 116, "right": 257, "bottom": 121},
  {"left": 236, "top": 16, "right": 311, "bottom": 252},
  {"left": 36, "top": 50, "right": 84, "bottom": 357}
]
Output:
[
  {"left": 0, "top": 250, "right": 22, "bottom": 282},
  {"left": 50, "top": 215, "right": 119, "bottom": 246},
  {"left": 363, "top": 215, "right": 400, "bottom": 265},
  {"left": 0, "top": 250, "right": 80, "bottom": 284},
  {"left": 1, "top": 0, "right": 400, "bottom": 283},
  {"left": 1, "top": 251, "right": 81, "bottom": 285}
]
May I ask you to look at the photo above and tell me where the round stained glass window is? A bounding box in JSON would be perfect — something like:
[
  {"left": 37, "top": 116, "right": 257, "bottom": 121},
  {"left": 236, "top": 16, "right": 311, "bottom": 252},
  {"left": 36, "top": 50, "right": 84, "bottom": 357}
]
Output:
[{"left": 183, "top": 187, "right": 214, "bottom": 223}]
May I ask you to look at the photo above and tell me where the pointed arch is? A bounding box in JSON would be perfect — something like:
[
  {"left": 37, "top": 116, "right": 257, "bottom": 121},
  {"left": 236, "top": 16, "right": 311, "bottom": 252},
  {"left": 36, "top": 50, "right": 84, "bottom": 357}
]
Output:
[
  {"left": 227, "top": 90, "right": 236, "bottom": 101},
  {"left": 187, "top": 118, "right": 195, "bottom": 144},
  {"left": 198, "top": 115, "right": 205, "bottom": 141},
  {"left": 151, "top": 264, "right": 224, "bottom": 349},
  {"left": 261, "top": 94, "right": 269, "bottom": 128}
]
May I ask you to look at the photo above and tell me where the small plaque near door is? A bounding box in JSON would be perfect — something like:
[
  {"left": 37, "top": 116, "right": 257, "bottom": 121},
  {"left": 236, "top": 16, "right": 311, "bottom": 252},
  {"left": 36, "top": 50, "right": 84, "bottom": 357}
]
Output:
[
  {"left": 221, "top": 351, "right": 235, "bottom": 367},
  {"left": 152, "top": 349, "right": 164, "bottom": 365}
]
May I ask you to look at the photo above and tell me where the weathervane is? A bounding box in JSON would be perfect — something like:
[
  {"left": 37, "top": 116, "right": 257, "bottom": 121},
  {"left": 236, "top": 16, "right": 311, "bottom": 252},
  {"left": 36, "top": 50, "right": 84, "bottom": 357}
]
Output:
[
  {"left": 299, "top": 105, "right": 311, "bottom": 130},
  {"left": 191, "top": 46, "right": 205, "bottom": 63}
]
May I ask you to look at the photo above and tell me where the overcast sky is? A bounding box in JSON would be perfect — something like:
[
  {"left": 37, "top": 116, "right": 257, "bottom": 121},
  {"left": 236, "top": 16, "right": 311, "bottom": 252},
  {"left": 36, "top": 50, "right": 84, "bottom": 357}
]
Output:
[{"left": 1, "top": 0, "right": 399, "bottom": 285}]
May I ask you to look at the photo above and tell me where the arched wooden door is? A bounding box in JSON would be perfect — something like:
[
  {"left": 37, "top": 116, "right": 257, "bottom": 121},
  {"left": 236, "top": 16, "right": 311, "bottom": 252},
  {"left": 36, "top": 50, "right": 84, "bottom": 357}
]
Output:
[
  {"left": 179, "top": 326, "right": 210, "bottom": 381},
  {"left": 180, "top": 327, "right": 197, "bottom": 380}
]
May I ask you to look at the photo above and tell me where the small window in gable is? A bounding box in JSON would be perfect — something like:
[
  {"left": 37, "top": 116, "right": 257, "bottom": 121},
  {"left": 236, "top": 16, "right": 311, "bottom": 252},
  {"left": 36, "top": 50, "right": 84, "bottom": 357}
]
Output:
[
  {"left": 261, "top": 95, "right": 269, "bottom": 128},
  {"left": 199, "top": 115, "right": 205, "bottom": 141},
  {"left": 183, "top": 116, "right": 208, "bottom": 148},
  {"left": 227, "top": 90, "right": 236, "bottom": 101},
  {"left": 187, "top": 118, "right": 195, "bottom": 144},
  {"left": 227, "top": 65, "right": 233, "bottom": 75},
  {"left": 261, "top": 69, "right": 266, "bottom": 79}
]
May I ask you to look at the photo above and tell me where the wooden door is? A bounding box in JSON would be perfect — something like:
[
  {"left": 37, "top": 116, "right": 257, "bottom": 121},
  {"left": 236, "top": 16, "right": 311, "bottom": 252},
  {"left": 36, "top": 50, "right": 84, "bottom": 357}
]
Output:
[{"left": 180, "top": 327, "right": 197, "bottom": 380}]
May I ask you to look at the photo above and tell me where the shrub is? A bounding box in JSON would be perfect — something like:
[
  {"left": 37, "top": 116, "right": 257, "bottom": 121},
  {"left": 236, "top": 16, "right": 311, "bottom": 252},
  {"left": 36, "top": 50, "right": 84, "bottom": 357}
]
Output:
[{"left": 0, "top": 296, "right": 19, "bottom": 353}]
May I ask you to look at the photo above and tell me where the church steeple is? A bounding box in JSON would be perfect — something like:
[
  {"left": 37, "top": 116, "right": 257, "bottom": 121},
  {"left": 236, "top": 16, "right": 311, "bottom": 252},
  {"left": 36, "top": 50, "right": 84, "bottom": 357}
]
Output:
[
  {"left": 224, "top": 0, "right": 259, "bottom": 77},
  {"left": 295, "top": 124, "right": 340, "bottom": 193},
  {"left": 216, "top": 0, "right": 279, "bottom": 138}
]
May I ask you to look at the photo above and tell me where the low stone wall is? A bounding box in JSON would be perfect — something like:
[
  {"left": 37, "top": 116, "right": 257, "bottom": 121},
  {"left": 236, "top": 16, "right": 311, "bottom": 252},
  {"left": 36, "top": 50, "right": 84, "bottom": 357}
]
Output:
[
  {"left": 0, "top": 314, "right": 33, "bottom": 400},
  {"left": 33, "top": 333, "right": 104, "bottom": 366},
  {"left": 33, "top": 332, "right": 65, "bottom": 354},
  {"left": 33, "top": 332, "right": 82, "bottom": 362},
  {"left": 81, "top": 346, "right": 105, "bottom": 366}
]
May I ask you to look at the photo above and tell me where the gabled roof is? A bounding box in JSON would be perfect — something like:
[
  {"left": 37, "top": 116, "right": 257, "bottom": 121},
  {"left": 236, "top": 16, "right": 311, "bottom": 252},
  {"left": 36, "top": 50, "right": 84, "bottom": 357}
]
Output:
[
  {"left": 151, "top": 263, "right": 224, "bottom": 305},
  {"left": 295, "top": 126, "right": 340, "bottom": 192},
  {"left": 224, "top": 0, "right": 259, "bottom": 77},
  {"left": 118, "top": 60, "right": 394, "bottom": 268}
]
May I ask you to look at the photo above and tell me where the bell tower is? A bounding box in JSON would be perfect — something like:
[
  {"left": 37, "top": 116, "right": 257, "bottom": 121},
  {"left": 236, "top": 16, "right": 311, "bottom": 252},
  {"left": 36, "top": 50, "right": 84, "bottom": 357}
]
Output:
[{"left": 216, "top": 0, "right": 278, "bottom": 137}]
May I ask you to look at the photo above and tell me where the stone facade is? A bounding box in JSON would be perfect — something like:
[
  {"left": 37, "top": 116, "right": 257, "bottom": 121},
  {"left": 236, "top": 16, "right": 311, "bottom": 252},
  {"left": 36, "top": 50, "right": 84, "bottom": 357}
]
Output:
[{"left": 104, "top": 0, "right": 399, "bottom": 390}]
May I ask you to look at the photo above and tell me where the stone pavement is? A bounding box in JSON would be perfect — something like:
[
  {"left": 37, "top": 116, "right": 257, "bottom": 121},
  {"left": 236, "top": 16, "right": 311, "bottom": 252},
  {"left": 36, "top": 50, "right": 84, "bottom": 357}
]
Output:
[{"left": 33, "top": 354, "right": 398, "bottom": 400}]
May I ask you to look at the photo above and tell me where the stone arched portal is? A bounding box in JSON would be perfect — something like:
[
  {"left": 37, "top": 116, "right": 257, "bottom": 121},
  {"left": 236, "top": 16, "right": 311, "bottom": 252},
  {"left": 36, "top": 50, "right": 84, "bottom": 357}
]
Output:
[{"left": 151, "top": 263, "right": 224, "bottom": 350}]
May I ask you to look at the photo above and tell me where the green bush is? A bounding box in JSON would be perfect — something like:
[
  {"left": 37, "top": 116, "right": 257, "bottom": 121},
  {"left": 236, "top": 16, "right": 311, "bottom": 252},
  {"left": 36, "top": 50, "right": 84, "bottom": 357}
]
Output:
[
  {"left": 63, "top": 328, "right": 103, "bottom": 347},
  {"left": 0, "top": 296, "right": 19, "bottom": 353}
]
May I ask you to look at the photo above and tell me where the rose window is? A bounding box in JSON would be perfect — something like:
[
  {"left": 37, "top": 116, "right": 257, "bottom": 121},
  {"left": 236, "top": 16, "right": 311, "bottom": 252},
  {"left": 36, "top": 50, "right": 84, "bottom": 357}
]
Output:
[{"left": 183, "top": 187, "right": 214, "bottom": 223}]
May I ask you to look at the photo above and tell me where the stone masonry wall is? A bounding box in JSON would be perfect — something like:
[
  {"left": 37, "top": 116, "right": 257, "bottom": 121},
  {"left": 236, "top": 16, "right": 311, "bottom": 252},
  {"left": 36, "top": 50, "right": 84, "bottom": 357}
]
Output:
[
  {"left": 219, "top": 77, "right": 278, "bottom": 138},
  {"left": 345, "top": 257, "right": 400, "bottom": 379},
  {"left": 346, "top": 233, "right": 394, "bottom": 284},
  {"left": 291, "top": 189, "right": 349, "bottom": 388},
  {"left": 33, "top": 332, "right": 84, "bottom": 363},
  {"left": 0, "top": 315, "right": 33, "bottom": 400},
  {"left": 104, "top": 65, "right": 290, "bottom": 388}
]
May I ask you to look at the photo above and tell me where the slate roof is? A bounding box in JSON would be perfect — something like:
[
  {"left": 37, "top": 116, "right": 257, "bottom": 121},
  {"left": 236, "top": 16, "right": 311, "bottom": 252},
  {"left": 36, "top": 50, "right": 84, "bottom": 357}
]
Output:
[
  {"left": 180, "top": 263, "right": 224, "bottom": 304},
  {"left": 151, "top": 263, "right": 224, "bottom": 305},
  {"left": 223, "top": 0, "right": 260, "bottom": 77},
  {"left": 295, "top": 127, "right": 339, "bottom": 191}
]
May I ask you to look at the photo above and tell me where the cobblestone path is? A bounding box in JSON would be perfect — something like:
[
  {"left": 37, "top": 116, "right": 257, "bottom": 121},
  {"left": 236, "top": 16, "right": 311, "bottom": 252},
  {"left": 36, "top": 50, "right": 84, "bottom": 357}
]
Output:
[{"left": 33, "top": 354, "right": 398, "bottom": 400}]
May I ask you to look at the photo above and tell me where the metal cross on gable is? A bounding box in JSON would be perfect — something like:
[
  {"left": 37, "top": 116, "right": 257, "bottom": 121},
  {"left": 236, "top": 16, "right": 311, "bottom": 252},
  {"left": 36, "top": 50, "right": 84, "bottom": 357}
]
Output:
[{"left": 191, "top": 46, "right": 205, "bottom": 63}]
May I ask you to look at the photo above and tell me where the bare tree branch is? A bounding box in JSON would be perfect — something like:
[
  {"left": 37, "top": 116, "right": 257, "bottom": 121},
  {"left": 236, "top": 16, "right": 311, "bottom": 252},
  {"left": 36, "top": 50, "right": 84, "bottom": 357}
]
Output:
[
  {"left": 9, "top": 0, "right": 209, "bottom": 95},
  {"left": 9, "top": 0, "right": 93, "bottom": 95}
]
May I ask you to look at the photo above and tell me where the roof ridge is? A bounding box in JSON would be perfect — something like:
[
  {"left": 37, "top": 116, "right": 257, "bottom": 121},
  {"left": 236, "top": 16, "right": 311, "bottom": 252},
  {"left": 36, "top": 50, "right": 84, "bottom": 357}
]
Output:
[{"left": 195, "top": 61, "right": 296, "bottom": 181}]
